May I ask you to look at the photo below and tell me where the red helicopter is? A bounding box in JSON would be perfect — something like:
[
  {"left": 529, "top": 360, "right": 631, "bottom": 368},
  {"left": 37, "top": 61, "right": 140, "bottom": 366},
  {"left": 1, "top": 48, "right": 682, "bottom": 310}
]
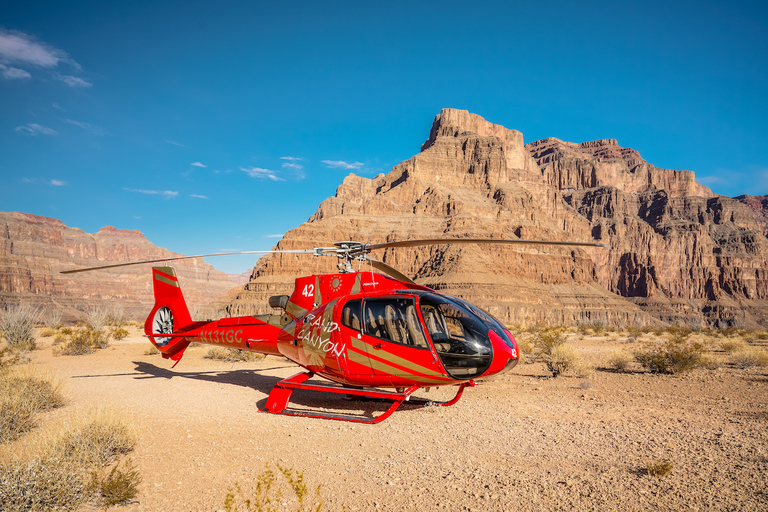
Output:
[{"left": 63, "top": 238, "right": 604, "bottom": 423}]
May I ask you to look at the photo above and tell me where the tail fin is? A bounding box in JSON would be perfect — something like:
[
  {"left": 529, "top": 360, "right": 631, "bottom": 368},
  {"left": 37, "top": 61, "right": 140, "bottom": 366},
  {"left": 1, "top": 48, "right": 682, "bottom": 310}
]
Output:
[{"left": 144, "top": 266, "right": 193, "bottom": 361}]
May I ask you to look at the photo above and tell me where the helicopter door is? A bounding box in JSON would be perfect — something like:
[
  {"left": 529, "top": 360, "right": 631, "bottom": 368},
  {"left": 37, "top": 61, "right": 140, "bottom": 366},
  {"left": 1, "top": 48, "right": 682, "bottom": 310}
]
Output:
[
  {"left": 361, "top": 297, "right": 445, "bottom": 383},
  {"left": 339, "top": 299, "right": 376, "bottom": 377}
]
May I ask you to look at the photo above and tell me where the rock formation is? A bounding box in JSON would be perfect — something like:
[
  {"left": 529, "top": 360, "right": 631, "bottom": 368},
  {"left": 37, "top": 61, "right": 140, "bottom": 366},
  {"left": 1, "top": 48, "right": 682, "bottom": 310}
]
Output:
[
  {"left": 225, "top": 109, "right": 768, "bottom": 328},
  {"left": 0, "top": 212, "right": 237, "bottom": 321}
]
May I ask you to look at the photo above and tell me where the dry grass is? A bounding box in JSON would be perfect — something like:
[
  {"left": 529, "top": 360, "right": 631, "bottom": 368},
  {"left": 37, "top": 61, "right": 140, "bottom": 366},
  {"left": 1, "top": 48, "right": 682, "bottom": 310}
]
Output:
[
  {"left": 0, "top": 408, "right": 138, "bottom": 511},
  {"left": 634, "top": 332, "right": 708, "bottom": 375},
  {"left": 730, "top": 347, "right": 768, "bottom": 369},
  {"left": 0, "top": 365, "right": 65, "bottom": 443},
  {"left": 54, "top": 325, "right": 109, "bottom": 355},
  {"left": 719, "top": 338, "right": 748, "bottom": 353},
  {"left": 606, "top": 349, "right": 634, "bottom": 372},
  {"left": 89, "top": 458, "right": 142, "bottom": 507},
  {"left": 646, "top": 458, "right": 674, "bottom": 477}
]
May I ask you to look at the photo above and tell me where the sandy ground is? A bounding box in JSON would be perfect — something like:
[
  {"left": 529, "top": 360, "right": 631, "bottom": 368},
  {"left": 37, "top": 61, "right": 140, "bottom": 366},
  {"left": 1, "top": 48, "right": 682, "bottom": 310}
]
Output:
[{"left": 14, "top": 330, "right": 768, "bottom": 511}]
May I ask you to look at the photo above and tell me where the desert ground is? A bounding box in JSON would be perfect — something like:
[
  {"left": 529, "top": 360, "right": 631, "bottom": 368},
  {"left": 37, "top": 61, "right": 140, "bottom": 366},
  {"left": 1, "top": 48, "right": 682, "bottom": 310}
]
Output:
[{"left": 6, "top": 328, "right": 768, "bottom": 512}]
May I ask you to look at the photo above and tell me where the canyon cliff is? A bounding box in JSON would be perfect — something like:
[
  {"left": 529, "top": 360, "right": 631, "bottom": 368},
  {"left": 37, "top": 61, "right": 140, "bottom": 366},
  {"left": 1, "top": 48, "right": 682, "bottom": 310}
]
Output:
[
  {"left": 0, "top": 211, "right": 237, "bottom": 321},
  {"left": 225, "top": 109, "right": 768, "bottom": 328}
]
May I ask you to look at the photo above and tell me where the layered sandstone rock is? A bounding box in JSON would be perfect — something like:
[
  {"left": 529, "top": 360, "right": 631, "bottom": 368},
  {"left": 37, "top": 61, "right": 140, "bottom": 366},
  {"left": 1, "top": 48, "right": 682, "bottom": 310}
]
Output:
[
  {"left": 0, "top": 212, "right": 237, "bottom": 321},
  {"left": 226, "top": 109, "right": 767, "bottom": 328},
  {"left": 734, "top": 195, "right": 768, "bottom": 237}
]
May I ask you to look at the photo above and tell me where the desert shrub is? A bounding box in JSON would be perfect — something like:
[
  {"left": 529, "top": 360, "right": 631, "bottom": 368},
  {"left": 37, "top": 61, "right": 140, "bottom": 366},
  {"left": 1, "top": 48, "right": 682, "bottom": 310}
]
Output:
[
  {"left": 546, "top": 343, "right": 581, "bottom": 377},
  {"left": 755, "top": 330, "right": 768, "bottom": 341},
  {"left": 89, "top": 458, "right": 141, "bottom": 507},
  {"left": 519, "top": 325, "right": 568, "bottom": 364},
  {"left": 0, "top": 367, "right": 64, "bottom": 443},
  {"left": 225, "top": 463, "right": 323, "bottom": 512},
  {"left": 589, "top": 321, "right": 605, "bottom": 335},
  {"left": 43, "top": 309, "right": 63, "bottom": 329},
  {"left": 646, "top": 459, "right": 674, "bottom": 477},
  {"left": 576, "top": 323, "right": 590, "bottom": 336},
  {"left": 82, "top": 306, "right": 110, "bottom": 332},
  {"left": 0, "top": 303, "right": 42, "bottom": 351},
  {"left": 720, "top": 338, "right": 748, "bottom": 353},
  {"left": 39, "top": 327, "right": 57, "bottom": 338},
  {"left": 0, "top": 453, "right": 88, "bottom": 512},
  {"left": 106, "top": 305, "right": 126, "bottom": 327},
  {"left": 606, "top": 349, "right": 634, "bottom": 372},
  {"left": 730, "top": 347, "right": 768, "bottom": 369},
  {"left": 55, "top": 326, "right": 109, "bottom": 355},
  {"left": 111, "top": 327, "right": 130, "bottom": 341},
  {"left": 205, "top": 347, "right": 264, "bottom": 363},
  {"left": 0, "top": 410, "right": 138, "bottom": 511},
  {"left": 634, "top": 333, "right": 708, "bottom": 374},
  {"left": 144, "top": 345, "right": 160, "bottom": 356},
  {"left": 51, "top": 411, "right": 137, "bottom": 467}
]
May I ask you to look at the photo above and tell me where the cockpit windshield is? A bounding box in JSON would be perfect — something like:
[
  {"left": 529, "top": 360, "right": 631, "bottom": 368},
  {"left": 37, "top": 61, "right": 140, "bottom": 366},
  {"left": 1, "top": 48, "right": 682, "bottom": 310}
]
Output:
[{"left": 416, "top": 292, "right": 494, "bottom": 378}]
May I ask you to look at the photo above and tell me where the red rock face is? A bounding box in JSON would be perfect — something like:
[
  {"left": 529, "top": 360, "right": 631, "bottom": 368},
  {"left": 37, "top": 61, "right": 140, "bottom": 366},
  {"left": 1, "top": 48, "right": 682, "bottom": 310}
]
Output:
[
  {"left": 225, "top": 109, "right": 768, "bottom": 328},
  {"left": 0, "top": 212, "right": 237, "bottom": 321}
]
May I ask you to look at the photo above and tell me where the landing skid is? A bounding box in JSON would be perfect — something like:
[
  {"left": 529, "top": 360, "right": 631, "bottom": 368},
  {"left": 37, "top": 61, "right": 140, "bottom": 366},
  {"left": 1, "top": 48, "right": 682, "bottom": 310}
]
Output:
[{"left": 262, "top": 372, "right": 475, "bottom": 424}]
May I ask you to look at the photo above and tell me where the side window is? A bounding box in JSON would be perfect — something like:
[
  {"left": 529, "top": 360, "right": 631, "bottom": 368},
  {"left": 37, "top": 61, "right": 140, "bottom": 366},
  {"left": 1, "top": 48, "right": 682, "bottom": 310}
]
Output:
[
  {"left": 363, "top": 297, "right": 428, "bottom": 349},
  {"left": 341, "top": 299, "right": 361, "bottom": 331}
]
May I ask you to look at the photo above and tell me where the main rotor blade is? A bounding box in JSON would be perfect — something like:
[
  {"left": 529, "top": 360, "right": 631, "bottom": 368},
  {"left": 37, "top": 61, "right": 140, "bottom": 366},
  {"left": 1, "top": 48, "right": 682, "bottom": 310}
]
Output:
[
  {"left": 59, "top": 249, "right": 334, "bottom": 274},
  {"left": 366, "top": 238, "right": 608, "bottom": 252},
  {"left": 366, "top": 257, "right": 416, "bottom": 284}
]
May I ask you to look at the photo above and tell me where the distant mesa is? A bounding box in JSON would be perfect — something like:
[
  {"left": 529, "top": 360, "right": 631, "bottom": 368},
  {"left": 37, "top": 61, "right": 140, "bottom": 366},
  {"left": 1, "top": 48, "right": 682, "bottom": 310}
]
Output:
[
  {"left": 0, "top": 211, "right": 238, "bottom": 321},
  {"left": 224, "top": 108, "right": 767, "bottom": 328}
]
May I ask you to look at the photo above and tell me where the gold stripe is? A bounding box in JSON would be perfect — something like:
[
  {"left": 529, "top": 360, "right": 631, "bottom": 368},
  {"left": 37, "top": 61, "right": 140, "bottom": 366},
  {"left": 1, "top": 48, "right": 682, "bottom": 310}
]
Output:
[
  {"left": 154, "top": 273, "right": 179, "bottom": 288},
  {"left": 350, "top": 335, "right": 448, "bottom": 380},
  {"left": 154, "top": 266, "right": 177, "bottom": 277}
]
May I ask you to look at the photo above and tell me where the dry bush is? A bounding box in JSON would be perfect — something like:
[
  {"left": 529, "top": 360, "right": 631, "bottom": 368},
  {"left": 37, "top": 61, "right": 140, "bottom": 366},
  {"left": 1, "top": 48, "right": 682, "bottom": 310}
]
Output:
[
  {"left": 646, "top": 459, "right": 674, "bottom": 477},
  {"left": 0, "top": 409, "right": 138, "bottom": 511},
  {"left": 205, "top": 347, "right": 264, "bottom": 363},
  {"left": 730, "top": 347, "right": 768, "bottom": 369},
  {"left": 634, "top": 331, "right": 708, "bottom": 375},
  {"left": 0, "top": 366, "right": 65, "bottom": 443},
  {"left": 546, "top": 343, "right": 581, "bottom": 377},
  {"left": 144, "top": 345, "right": 160, "bottom": 356},
  {"left": 755, "top": 330, "right": 768, "bottom": 341},
  {"left": 225, "top": 463, "right": 324, "bottom": 512},
  {"left": 606, "top": 349, "right": 634, "bottom": 372},
  {"left": 111, "top": 327, "right": 130, "bottom": 341},
  {"left": 55, "top": 326, "right": 109, "bottom": 355},
  {"left": 0, "top": 303, "right": 42, "bottom": 351},
  {"left": 49, "top": 409, "right": 137, "bottom": 468},
  {"left": 43, "top": 308, "right": 63, "bottom": 329},
  {"left": 83, "top": 306, "right": 110, "bottom": 332},
  {"left": 719, "top": 338, "right": 748, "bottom": 353}
]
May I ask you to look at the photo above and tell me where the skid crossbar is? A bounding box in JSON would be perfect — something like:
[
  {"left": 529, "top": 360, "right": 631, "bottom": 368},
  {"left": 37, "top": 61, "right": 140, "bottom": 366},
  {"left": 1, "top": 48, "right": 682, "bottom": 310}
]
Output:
[{"left": 262, "top": 372, "right": 474, "bottom": 424}]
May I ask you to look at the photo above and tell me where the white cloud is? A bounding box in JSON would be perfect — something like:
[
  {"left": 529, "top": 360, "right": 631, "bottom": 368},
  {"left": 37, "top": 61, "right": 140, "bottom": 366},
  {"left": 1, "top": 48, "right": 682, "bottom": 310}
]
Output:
[
  {"left": 56, "top": 74, "right": 91, "bottom": 88},
  {"left": 190, "top": 162, "right": 207, "bottom": 168},
  {"left": 15, "top": 123, "right": 58, "bottom": 136},
  {"left": 264, "top": 234, "right": 284, "bottom": 238},
  {"left": 0, "top": 30, "right": 88, "bottom": 85},
  {"left": 280, "top": 156, "right": 304, "bottom": 161},
  {"left": 240, "top": 167, "right": 284, "bottom": 181},
  {"left": 123, "top": 187, "right": 178, "bottom": 199},
  {"left": 282, "top": 162, "right": 303, "bottom": 171},
  {"left": 64, "top": 119, "right": 106, "bottom": 135},
  {"left": 164, "top": 139, "right": 189, "bottom": 148},
  {"left": 0, "top": 64, "right": 30, "bottom": 79},
  {"left": 0, "top": 30, "right": 66, "bottom": 67},
  {"left": 50, "top": 179, "right": 65, "bottom": 186},
  {"left": 322, "top": 160, "right": 364, "bottom": 170},
  {"left": 190, "top": 194, "right": 208, "bottom": 199}
]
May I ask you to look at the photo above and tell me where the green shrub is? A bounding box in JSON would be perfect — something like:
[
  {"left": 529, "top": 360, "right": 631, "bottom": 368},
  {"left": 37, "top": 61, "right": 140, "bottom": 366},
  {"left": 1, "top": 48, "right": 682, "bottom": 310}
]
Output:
[
  {"left": 89, "top": 459, "right": 141, "bottom": 507},
  {"left": 225, "top": 463, "right": 323, "bottom": 512},
  {"left": 646, "top": 459, "right": 674, "bottom": 477},
  {"left": 0, "top": 303, "right": 42, "bottom": 351}
]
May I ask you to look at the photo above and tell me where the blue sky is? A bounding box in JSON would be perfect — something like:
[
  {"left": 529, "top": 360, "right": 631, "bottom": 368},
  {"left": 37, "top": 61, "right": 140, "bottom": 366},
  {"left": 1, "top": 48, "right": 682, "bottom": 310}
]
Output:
[{"left": 2, "top": 0, "right": 766, "bottom": 274}]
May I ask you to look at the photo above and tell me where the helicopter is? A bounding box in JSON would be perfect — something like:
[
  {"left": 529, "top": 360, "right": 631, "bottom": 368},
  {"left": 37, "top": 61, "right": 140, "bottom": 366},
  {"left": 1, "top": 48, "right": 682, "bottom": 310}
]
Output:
[{"left": 62, "top": 237, "right": 605, "bottom": 423}]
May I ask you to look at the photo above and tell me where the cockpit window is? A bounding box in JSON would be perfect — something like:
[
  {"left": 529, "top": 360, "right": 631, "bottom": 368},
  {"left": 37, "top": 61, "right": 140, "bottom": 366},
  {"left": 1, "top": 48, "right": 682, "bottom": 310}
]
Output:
[
  {"left": 362, "top": 297, "right": 429, "bottom": 349},
  {"left": 418, "top": 293, "right": 493, "bottom": 378}
]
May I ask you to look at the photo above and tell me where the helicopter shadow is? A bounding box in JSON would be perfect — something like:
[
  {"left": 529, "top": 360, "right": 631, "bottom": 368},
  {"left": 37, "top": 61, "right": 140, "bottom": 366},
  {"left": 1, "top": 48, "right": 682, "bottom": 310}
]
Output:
[{"left": 131, "top": 361, "right": 422, "bottom": 419}]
